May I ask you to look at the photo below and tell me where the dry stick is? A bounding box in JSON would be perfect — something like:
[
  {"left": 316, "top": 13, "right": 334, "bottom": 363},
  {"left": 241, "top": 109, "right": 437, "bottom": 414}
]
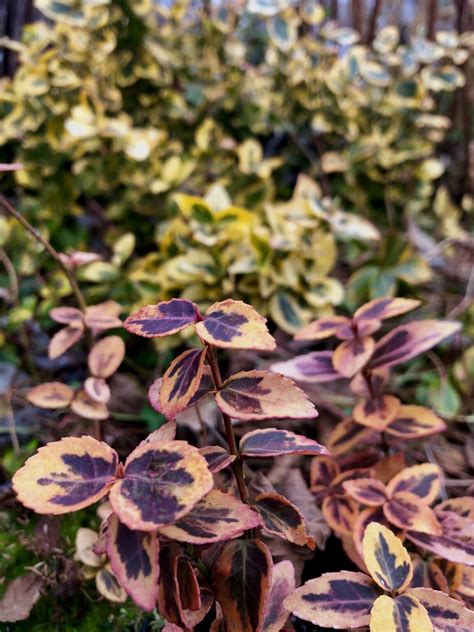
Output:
[
  {"left": 5, "top": 394, "right": 20, "bottom": 455},
  {"left": 0, "top": 195, "right": 87, "bottom": 314},
  {"left": 205, "top": 346, "right": 250, "bottom": 506},
  {"left": 426, "top": 0, "right": 438, "bottom": 41}
]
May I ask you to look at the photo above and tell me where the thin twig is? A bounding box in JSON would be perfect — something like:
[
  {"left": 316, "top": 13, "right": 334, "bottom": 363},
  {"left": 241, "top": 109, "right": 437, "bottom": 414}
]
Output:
[{"left": 5, "top": 393, "right": 20, "bottom": 454}]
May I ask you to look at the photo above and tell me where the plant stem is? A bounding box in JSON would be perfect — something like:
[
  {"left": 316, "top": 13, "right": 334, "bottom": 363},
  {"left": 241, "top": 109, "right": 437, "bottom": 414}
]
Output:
[
  {"left": 205, "top": 346, "right": 250, "bottom": 505},
  {"left": 0, "top": 195, "right": 87, "bottom": 314}
]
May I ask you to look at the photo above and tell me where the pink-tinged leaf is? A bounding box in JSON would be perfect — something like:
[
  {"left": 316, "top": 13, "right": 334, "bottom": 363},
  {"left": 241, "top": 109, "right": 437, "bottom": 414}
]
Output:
[
  {"left": 384, "top": 491, "right": 442, "bottom": 535},
  {"left": 353, "top": 395, "right": 401, "bottom": 431},
  {"left": 270, "top": 351, "right": 342, "bottom": 383},
  {"left": 310, "top": 456, "right": 339, "bottom": 501},
  {"left": 0, "top": 162, "right": 23, "bottom": 171},
  {"left": 84, "top": 377, "right": 111, "bottom": 404},
  {"left": 331, "top": 468, "right": 376, "bottom": 496},
  {"left": 60, "top": 251, "right": 102, "bottom": 268},
  {"left": 160, "top": 349, "right": 206, "bottom": 420},
  {"left": 0, "top": 573, "right": 42, "bottom": 623},
  {"left": 336, "top": 319, "right": 381, "bottom": 340},
  {"left": 436, "top": 497, "right": 474, "bottom": 520},
  {"left": 106, "top": 513, "right": 160, "bottom": 611},
  {"left": 240, "top": 428, "right": 329, "bottom": 458},
  {"left": 406, "top": 524, "right": 474, "bottom": 566},
  {"left": 343, "top": 478, "right": 387, "bottom": 507},
  {"left": 216, "top": 370, "right": 318, "bottom": 421},
  {"left": 109, "top": 440, "right": 213, "bottom": 531},
  {"left": 180, "top": 589, "right": 214, "bottom": 630},
  {"left": 124, "top": 299, "right": 200, "bottom": 338},
  {"left": 140, "top": 421, "right": 177, "bottom": 446},
  {"left": 213, "top": 539, "right": 272, "bottom": 632},
  {"left": 295, "top": 316, "right": 349, "bottom": 341},
  {"left": 148, "top": 378, "right": 163, "bottom": 413},
  {"left": 405, "top": 587, "right": 474, "bottom": 632},
  {"left": 196, "top": 299, "right": 276, "bottom": 351},
  {"left": 26, "top": 382, "right": 74, "bottom": 409},
  {"left": 370, "top": 593, "right": 432, "bottom": 632},
  {"left": 322, "top": 496, "right": 360, "bottom": 535},
  {"left": 262, "top": 560, "right": 295, "bottom": 632},
  {"left": 373, "top": 453, "right": 406, "bottom": 485},
  {"left": 198, "top": 446, "right": 236, "bottom": 473},
  {"left": 353, "top": 507, "right": 389, "bottom": 558},
  {"left": 326, "top": 418, "right": 376, "bottom": 456},
  {"left": 362, "top": 522, "right": 413, "bottom": 592},
  {"left": 49, "top": 307, "right": 83, "bottom": 326},
  {"left": 157, "top": 545, "right": 182, "bottom": 624},
  {"left": 386, "top": 464, "right": 442, "bottom": 505},
  {"left": 159, "top": 489, "right": 260, "bottom": 545},
  {"left": 88, "top": 336, "right": 125, "bottom": 379},
  {"left": 71, "top": 390, "right": 109, "bottom": 420},
  {"left": 85, "top": 301, "right": 122, "bottom": 330},
  {"left": 411, "top": 556, "right": 450, "bottom": 593},
  {"left": 354, "top": 298, "right": 421, "bottom": 322},
  {"left": 370, "top": 320, "right": 461, "bottom": 369},
  {"left": 332, "top": 336, "right": 375, "bottom": 378},
  {"left": 187, "top": 367, "right": 214, "bottom": 407},
  {"left": 283, "top": 571, "right": 379, "bottom": 629},
  {"left": 96, "top": 565, "right": 127, "bottom": 602},
  {"left": 255, "top": 492, "right": 315, "bottom": 549},
  {"left": 48, "top": 326, "right": 84, "bottom": 359},
  {"left": 350, "top": 368, "right": 388, "bottom": 398},
  {"left": 386, "top": 406, "right": 447, "bottom": 439},
  {"left": 12, "top": 436, "right": 118, "bottom": 514}
]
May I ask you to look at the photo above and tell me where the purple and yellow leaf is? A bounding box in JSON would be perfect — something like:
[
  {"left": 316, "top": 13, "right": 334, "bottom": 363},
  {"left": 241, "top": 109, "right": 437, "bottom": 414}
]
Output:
[
  {"left": 195, "top": 299, "right": 276, "bottom": 351},
  {"left": 48, "top": 326, "right": 84, "bottom": 360},
  {"left": 386, "top": 464, "right": 442, "bottom": 505},
  {"left": 332, "top": 336, "right": 375, "bottom": 378},
  {"left": 12, "top": 436, "right": 118, "bottom": 514},
  {"left": 406, "top": 587, "right": 474, "bottom": 632},
  {"left": 109, "top": 440, "right": 213, "bottom": 531},
  {"left": 26, "top": 382, "right": 74, "bottom": 409},
  {"left": 370, "top": 594, "right": 432, "bottom": 632},
  {"left": 362, "top": 522, "right": 413, "bottom": 592},
  {"left": 310, "top": 456, "right": 339, "bottom": 501},
  {"left": 160, "top": 348, "right": 206, "bottom": 420},
  {"left": 124, "top": 299, "right": 200, "bottom": 338},
  {"left": 384, "top": 491, "right": 442, "bottom": 535},
  {"left": 406, "top": 512, "right": 474, "bottom": 566},
  {"left": 240, "top": 428, "right": 329, "bottom": 458},
  {"left": 71, "top": 390, "right": 109, "bottom": 420},
  {"left": 353, "top": 507, "right": 389, "bottom": 558},
  {"left": 270, "top": 351, "right": 342, "bottom": 383},
  {"left": 283, "top": 571, "right": 379, "bottom": 629},
  {"left": 326, "top": 418, "right": 376, "bottom": 456},
  {"left": 436, "top": 496, "right": 474, "bottom": 520},
  {"left": 255, "top": 492, "right": 315, "bottom": 549},
  {"left": 354, "top": 298, "right": 421, "bottom": 322},
  {"left": 295, "top": 316, "right": 349, "bottom": 341},
  {"left": 139, "top": 421, "right": 177, "bottom": 447},
  {"left": 370, "top": 320, "right": 461, "bottom": 369},
  {"left": 198, "top": 446, "right": 236, "bottom": 473},
  {"left": 262, "top": 560, "right": 296, "bottom": 632},
  {"left": 411, "top": 557, "right": 450, "bottom": 593},
  {"left": 159, "top": 489, "right": 260, "bottom": 545},
  {"left": 212, "top": 539, "right": 272, "bottom": 632},
  {"left": 95, "top": 565, "right": 127, "bottom": 603},
  {"left": 386, "top": 406, "right": 447, "bottom": 440},
  {"left": 106, "top": 513, "right": 160, "bottom": 611},
  {"left": 88, "top": 336, "right": 125, "bottom": 379},
  {"left": 216, "top": 370, "right": 318, "bottom": 421},
  {"left": 187, "top": 367, "right": 214, "bottom": 407},
  {"left": 353, "top": 395, "right": 401, "bottom": 431},
  {"left": 322, "top": 496, "right": 360, "bottom": 535},
  {"left": 84, "top": 377, "right": 111, "bottom": 405},
  {"left": 343, "top": 478, "right": 387, "bottom": 507}
]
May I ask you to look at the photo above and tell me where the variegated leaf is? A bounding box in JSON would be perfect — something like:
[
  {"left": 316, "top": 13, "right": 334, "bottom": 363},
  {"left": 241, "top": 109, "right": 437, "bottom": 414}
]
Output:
[
  {"left": 85, "top": 301, "right": 122, "bottom": 330},
  {"left": 406, "top": 514, "right": 474, "bottom": 566},
  {"left": 322, "top": 496, "right": 360, "bottom": 535},
  {"left": 109, "top": 440, "right": 213, "bottom": 531},
  {"left": 124, "top": 299, "right": 200, "bottom": 338},
  {"left": 362, "top": 523, "right": 413, "bottom": 592},
  {"left": 283, "top": 571, "right": 379, "bottom": 629},
  {"left": 48, "top": 326, "right": 83, "bottom": 359},
  {"left": 240, "top": 428, "right": 329, "bottom": 458},
  {"left": 326, "top": 418, "right": 375, "bottom": 456},
  {"left": 406, "top": 587, "right": 474, "bottom": 632},
  {"left": 343, "top": 478, "right": 387, "bottom": 507},
  {"left": 386, "top": 406, "right": 447, "bottom": 439},
  {"left": 84, "top": 377, "right": 111, "bottom": 404},
  {"left": 71, "top": 390, "right": 109, "bottom": 420},
  {"left": 295, "top": 316, "right": 349, "bottom": 340},
  {"left": 262, "top": 560, "right": 295, "bottom": 632},
  {"left": 354, "top": 395, "right": 401, "bottom": 431},
  {"left": 370, "top": 321, "right": 461, "bottom": 369},
  {"left": 196, "top": 299, "right": 276, "bottom": 351},
  {"left": 354, "top": 507, "right": 389, "bottom": 558},
  {"left": 198, "top": 446, "right": 236, "bottom": 473},
  {"left": 384, "top": 491, "right": 442, "bottom": 535},
  {"left": 159, "top": 489, "right": 260, "bottom": 545},
  {"left": 12, "top": 436, "right": 118, "bottom": 514},
  {"left": 370, "top": 594, "right": 432, "bottom": 632},
  {"left": 49, "top": 307, "right": 83, "bottom": 326},
  {"left": 26, "top": 382, "right": 74, "bottom": 409},
  {"left": 106, "top": 513, "right": 159, "bottom": 611},
  {"left": 96, "top": 565, "right": 127, "bottom": 603},
  {"left": 88, "top": 336, "right": 125, "bottom": 378},
  {"left": 332, "top": 337, "right": 375, "bottom": 378},
  {"left": 140, "top": 421, "right": 177, "bottom": 447},
  {"left": 255, "top": 492, "right": 315, "bottom": 549},
  {"left": 437, "top": 497, "right": 474, "bottom": 520},
  {"left": 157, "top": 545, "right": 182, "bottom": 624},
  {"left": 213, "top": 539, "right": 272, "bottom": 632},
  {"left": 386, "top": 464, "right": 442, "bottom": 505},
  {"left": 160, "top": 348, "right": 206, "bottom": 420},
  {"left": 310, "top": 456, "right": 339, "bottom": 501},
  {"left": 270, "top": 351, "right": 342, "bottom": 383},
  {"left": 216, "top": 370, "right": 317, "bottom": 421},
  {"left": 354, "top": 298, "right": 421, "bottom": 322}
]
